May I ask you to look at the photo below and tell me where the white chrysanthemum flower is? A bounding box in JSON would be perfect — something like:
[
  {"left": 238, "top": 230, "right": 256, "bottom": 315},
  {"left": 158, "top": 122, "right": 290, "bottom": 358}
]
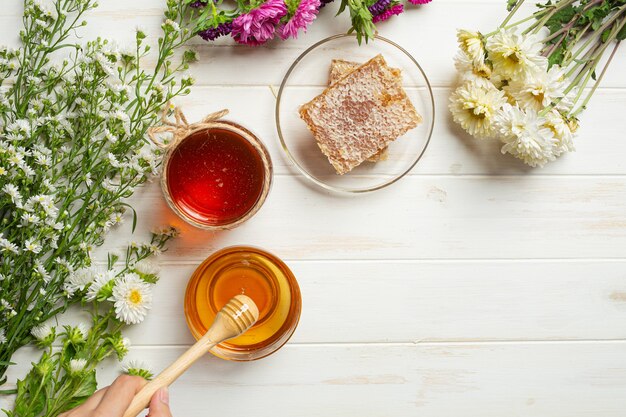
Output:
[
  {"left": 453, "top": 51, "right": 492, "bottom": 85},
  {"left": 486, "top": 28, "right": 547, "bottom": 80},
  {"left": 449, "top": 80, "right": 507, "bottom": 139},
  {"left": 506, "top": 65, "right": 568, "bottom": 111},
  {"left": 457, "top": 30, "right": 486, "bottom": 67},
  {"left": 133, "top": 259, "right": 160, "bottom": 276},
  {"left": 494, "top": 105, "right": 557, "bottom": 167},
  {"left": 85, "top": 270, "right": 114, "bottom": 302},
  {"left": 31, "top": 323, "right": 53, "bottom": 341},
  {"left": 543, "top": 110, "right": 575, "bottom": 157},
  {"left": 111, "top": 273, "right": 153, "bottom": 325},
  {"left": 68, "top": 358, "right": 87, "bottom": 375},
  {"left": 0, "top": 328, "right": 6, "bottom": 344}
]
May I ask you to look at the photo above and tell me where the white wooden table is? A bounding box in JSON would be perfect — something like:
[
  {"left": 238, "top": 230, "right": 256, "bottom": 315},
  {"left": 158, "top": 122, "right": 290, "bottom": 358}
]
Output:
[{"left": 4, "top": 0, "right": 626, "bottom": 416}]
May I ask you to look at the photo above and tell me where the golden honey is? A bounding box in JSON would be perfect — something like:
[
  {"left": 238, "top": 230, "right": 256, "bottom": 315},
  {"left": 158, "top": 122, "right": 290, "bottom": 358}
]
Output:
[{"left": 184, "top": 246, "right": 301, "bottom": 361}]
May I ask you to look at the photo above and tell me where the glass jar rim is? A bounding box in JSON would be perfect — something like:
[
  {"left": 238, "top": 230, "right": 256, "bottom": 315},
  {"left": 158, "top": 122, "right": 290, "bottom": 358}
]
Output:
[{"left": 184, "top": 245, "right": 302, "bottom": 361}]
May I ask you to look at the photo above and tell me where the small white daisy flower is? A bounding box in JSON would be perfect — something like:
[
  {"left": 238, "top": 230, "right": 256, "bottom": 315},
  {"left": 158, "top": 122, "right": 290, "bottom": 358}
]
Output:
[
  {"left": 24, "top": 238, "right": 42, "bottom": 254},
  {"left": 133, "top": 259, "right": 160, "bottom": 276},
  {"left": 122, "top": 359, "right": 153, "bottom": 379},
  {"left": 111, "top": 273, "right": 153, "bottom": 325},
  {"left": 0, "top": 237, "right": 19, "bottom": 254},
  {"left": 85, "top": 270, "right": 114, "bottom": 302},
  {"left": 68, "top": 358, "right": 88, "bottom": 375},
  {"left": 31, "top": 323, "right": 53, "bottom": 341}
]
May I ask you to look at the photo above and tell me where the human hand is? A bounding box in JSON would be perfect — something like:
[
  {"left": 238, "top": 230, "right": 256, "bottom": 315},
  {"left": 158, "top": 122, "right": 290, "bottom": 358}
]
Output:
[{"left": 59, "top": 375, "right": 172, "bottom": 417}]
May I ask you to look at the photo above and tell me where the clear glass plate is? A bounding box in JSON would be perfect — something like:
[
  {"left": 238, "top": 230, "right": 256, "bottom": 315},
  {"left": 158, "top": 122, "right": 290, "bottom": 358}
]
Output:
[{"left": 275, "top": 34, "right": 435, "bottom": 193}]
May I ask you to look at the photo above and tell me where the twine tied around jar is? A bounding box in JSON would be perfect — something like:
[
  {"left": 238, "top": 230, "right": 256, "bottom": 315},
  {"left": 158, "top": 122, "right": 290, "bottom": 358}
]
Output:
[{"left": 147, "top": 106, "right": 230, "bottom": 149}]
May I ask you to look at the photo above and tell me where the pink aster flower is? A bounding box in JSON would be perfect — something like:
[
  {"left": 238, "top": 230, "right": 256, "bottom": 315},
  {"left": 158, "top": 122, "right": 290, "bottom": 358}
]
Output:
[
  {"left": 231, "top": 0, "right": 288, "bottom": 46},
  {"left": 408, "top": 0, "right": 432, "bottom": 4},
  {"left": 279, "top": 0, "right": 321, "bottom": 40},
  {"left": 372, "top": 3, "right": 404, "bottom": 23}
]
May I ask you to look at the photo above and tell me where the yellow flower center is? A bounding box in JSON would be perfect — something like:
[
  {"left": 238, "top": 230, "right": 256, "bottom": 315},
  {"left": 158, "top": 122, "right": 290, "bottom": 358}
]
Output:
[
  {"left": 128, "top": 289, "right": 142, "bottom": 305},
  {"left": 533, "top": 91, "right": 545, "bottom": 104},
  {"left": 505, "top": 49, "right": 521, "bottom": 64}
]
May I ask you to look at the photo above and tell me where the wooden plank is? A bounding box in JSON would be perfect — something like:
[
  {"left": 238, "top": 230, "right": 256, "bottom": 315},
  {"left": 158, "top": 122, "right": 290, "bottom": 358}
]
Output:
[
  {"left": 5, "top": 342, "right": 626, "bottom": 416},
  {"left": 97, "top": 176, "right": 626, "bottom": 261},
  {"left": 1, "top": 1, "right": 625, "bottom": 88},
  {"left": 172, "top": 86, "right": 626, "bottom": 176},
  {"left": 52, "top": 261, "right": 626, "bottom": 345}
]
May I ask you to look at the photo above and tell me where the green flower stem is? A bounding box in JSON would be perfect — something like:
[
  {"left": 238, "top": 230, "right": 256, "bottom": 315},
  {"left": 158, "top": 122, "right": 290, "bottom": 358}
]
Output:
[
  {"left": 564, "top": 6, "right": 626, "bottom": 79},
  {"left": 571, "top": 35, "right": 624, "bottom": 117},
  {"left": 501, "top": 0, "right": 527, "bottom": 28},
  {"left": 523, "top": 0, "right": 577, "bottom": 35}
]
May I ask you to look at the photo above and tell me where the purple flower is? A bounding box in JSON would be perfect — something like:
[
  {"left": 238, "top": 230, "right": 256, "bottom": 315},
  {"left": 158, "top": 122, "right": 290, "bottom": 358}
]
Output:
[
  {"left": 189, "top": 0, "right": 207, "bottom": 7},
  {"left": 279, "top": 0, "right": 321, "bottom": 40},
  {"left": 372, "top": 3, "right": 403, "bottom": 23},
  {"left": 318, "top": 0, "right": 335, "bottom": 8},
  {"left": 408, "top": 0, "right": 431, "bottom": 4},
  {"left": 198, "top": 22, "right": 233, "bottom": 41},
  {"left": 231, "top": 0, "right": 288, "bottom": 46},
  {"left": 368, "top": 0, "right": 391, "bottom": 16}
]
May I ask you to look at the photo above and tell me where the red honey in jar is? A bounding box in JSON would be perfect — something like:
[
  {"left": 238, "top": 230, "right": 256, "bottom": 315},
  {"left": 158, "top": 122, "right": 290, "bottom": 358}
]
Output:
[{"left": 162, "top": 122, "right": 272, "bottom": 230}]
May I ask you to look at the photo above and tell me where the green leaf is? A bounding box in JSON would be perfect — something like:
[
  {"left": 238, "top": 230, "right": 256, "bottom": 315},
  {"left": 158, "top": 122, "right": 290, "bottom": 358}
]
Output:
[
  {"left": 617, "top": 23, "right": 626, "bottom": 40},
  {"left": 601, "top": 29, "right": 611, "bottom": 42},
  {"left": 73, "top": 370, "right": 98, "bottom": 398},
  {"left": 506, "top": 0, "right": 518, "bottom": 12},
  {"left": 548, "top": 43, "right": 566, "bottom": 67},
  {"left": 544, "top": 5, "right": 576, "bottom": 33}
]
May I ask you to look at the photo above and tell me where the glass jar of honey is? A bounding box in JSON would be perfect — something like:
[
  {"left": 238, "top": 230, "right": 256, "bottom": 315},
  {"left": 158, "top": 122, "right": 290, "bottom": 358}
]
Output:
[
  {"left": 184, "top": 246, "right": 302, "bottom": 361},
  {"left": 160, "top": 120, "right": 272, "bottom": 230}
]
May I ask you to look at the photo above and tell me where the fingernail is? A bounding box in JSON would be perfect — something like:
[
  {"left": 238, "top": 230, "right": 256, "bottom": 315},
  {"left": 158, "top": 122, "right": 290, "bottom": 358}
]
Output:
[{"left": 159, "top": 387, "right": 170, "bottom": 405}]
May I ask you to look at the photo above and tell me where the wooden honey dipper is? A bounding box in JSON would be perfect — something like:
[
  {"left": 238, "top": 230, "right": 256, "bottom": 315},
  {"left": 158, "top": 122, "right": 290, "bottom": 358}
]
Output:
[{"left": 122, "top": 295, "right": 259, "bottom": 417}]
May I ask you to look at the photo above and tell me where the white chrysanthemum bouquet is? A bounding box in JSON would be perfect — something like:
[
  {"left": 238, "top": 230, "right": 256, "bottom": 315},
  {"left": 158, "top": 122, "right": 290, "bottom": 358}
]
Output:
[{"left": 450, "top": 0, "right": 626, "bottom": 167}]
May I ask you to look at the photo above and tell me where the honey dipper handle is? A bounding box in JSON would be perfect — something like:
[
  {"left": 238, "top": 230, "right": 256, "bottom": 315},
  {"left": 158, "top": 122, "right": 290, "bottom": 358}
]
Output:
[
  {"left": 122, "top": 335, "right": 219, "bottom": 417},
  {"left": 122, "top": 295, "right": 259, "bottom": 417}
]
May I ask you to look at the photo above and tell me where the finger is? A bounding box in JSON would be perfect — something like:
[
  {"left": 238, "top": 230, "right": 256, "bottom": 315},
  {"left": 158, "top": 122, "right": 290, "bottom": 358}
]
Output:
[
  {"left": 147, "top": 388, "right": 172, "bottom": 417},
  {"left": 77, "top": 386, "right": 109, "bottom": 410},
  {"left": 57, "top": 386, "right": 109, "bottom": 417},
  {"left": 94, "top": 375, "right": 147, "bottom": 417}
]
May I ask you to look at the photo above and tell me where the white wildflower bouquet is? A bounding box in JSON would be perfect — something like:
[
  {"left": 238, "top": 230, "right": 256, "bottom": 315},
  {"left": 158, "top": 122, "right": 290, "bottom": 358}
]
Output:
[
  {"left": 449, "top": 0, "right": 626, "bottom": 167},
  {"left": 0, "top": 0, "right": 201, "bottom": 385},
  {"left": 5, "top": 231, "right": 174, "bottom": 417}
]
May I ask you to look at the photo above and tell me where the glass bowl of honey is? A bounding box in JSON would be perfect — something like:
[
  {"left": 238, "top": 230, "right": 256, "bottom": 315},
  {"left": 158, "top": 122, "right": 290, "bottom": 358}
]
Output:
[
  {"left": 184, "top": 246, "right": 301, "bottom": 361},
  {"left": 161, "top": 121, "right": 272, "bottom": 230}
]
